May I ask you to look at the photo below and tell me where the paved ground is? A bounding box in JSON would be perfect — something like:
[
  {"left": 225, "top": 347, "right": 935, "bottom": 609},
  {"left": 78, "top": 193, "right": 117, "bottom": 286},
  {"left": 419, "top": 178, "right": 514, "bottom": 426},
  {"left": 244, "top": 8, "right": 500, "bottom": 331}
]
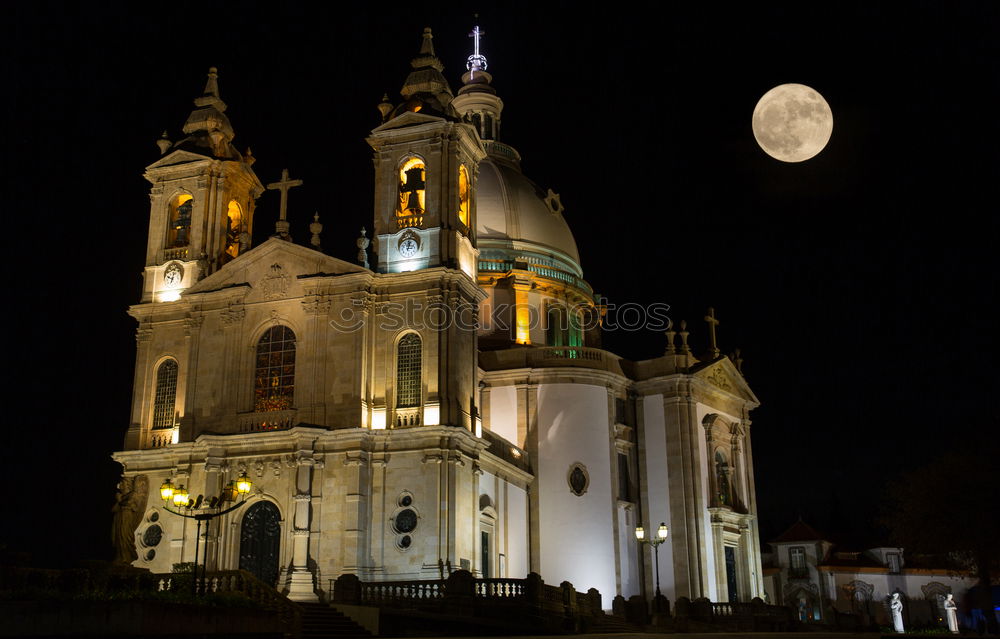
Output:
[{"left": 410, "top": 634, "right": 889, "bottom": 639}]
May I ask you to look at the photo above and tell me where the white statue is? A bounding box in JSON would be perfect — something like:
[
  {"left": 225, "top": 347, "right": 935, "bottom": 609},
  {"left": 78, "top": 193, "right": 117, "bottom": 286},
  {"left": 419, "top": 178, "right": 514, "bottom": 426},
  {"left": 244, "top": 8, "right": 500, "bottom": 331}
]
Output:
[
  {"left": 890, "top": 592, "right": 905, "bottom": 633},
  {"left": 944, "top": 593, "right": 958, "bottom": 634}
]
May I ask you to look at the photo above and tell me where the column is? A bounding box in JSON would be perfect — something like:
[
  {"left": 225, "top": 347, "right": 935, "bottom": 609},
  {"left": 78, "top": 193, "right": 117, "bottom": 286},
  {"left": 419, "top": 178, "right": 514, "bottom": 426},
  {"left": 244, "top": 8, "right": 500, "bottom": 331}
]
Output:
[{"left": 287, "top": 450, "right": 318, "bottom": 601}]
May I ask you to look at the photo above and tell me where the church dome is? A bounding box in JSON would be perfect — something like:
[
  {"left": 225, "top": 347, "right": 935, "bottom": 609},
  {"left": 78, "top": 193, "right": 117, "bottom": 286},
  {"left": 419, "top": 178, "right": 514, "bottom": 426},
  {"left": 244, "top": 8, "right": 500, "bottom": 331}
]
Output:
[{"left": 476, "top": 150, "right": 582, "bottom": 274}]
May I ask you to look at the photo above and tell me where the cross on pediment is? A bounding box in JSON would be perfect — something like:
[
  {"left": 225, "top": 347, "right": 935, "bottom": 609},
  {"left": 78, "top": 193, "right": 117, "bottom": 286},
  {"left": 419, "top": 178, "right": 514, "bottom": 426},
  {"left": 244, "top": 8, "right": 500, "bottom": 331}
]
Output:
[
  {"left": 267, "top": 169, "right": 303, "bottom": 223},
  {"left": 704, "top": 307, "right": 720, "bottom": 359}
]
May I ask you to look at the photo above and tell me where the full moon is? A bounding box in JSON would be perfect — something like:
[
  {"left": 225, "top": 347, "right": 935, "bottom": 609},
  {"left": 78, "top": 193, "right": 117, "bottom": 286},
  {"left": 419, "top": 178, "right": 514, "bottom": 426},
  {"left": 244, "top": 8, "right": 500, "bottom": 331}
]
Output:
[{"left": 752, "top": 83, "right": 833, "bottom": 162}]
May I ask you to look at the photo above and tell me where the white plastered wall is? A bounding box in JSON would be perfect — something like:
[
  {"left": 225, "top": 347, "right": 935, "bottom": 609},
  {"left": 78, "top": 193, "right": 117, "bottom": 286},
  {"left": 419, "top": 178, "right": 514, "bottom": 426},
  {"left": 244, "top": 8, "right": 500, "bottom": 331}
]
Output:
[
  {"left": 536, "top": 383, "right": 615, "bottom": 608},
  {"left": 640, "top": 393, "right": 676, "bottom": 600},
  {"left": 488, "top": 385, "right": 519, "bottom": 445}
]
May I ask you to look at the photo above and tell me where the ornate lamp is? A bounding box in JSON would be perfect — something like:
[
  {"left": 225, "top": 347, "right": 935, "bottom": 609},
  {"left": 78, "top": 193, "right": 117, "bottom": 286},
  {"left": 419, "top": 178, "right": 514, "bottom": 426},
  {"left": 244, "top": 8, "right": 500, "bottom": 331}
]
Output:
[
  {"left": 159, "top": 478, "right": 175, "bottom": 502},
  {"left": 636, "top": 522, "right": 669, "bottom": 611},
  {"left": 171, "top": 485, "right": 190, "bottom": 508},
  {"left": 236, "top": 472, "right": 253, "bottom": 496},
  {"left": 158, "top": 471, "right": 254, "bottom": 595}
]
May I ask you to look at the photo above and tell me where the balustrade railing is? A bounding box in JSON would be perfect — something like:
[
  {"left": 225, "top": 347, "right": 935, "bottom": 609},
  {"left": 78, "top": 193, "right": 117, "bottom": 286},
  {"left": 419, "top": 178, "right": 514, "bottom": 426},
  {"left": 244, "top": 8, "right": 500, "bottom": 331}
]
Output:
[
  {"left": 238, "top": 409, "right": 297, "bottom": 433},
  {"left": 393, "top": 407, "right": 422, "bottom": 428},
  {"left": 155, "top": 570, "right": 301, "bottom": 637},
  {"left": 147, "top": 430, "right": 173, "bottom": 448},
  {"left": 360, "top": 579, "right": 445, "bottom": 603},
  {"left": 396, "top": 214, "right": 423, "bottom": 229},
  {"left": 474, "top": 578, "right": 525, "bottom": 598},
  {"left": 162, "top": 247, "right": 189, "bottom": 262},
  {"left": 539, "top": 346, "right": 604, "bottom": 361}
]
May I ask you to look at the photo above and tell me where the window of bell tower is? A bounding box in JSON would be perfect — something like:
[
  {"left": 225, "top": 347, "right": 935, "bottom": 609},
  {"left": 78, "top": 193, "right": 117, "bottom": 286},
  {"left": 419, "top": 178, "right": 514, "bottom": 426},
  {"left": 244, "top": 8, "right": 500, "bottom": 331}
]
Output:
[
  {"left": 398, "top": 157, "right": 426, "bottom": 229},
  {"left": 167, "top": 194, "right": 193, "bottom": 248},
  {"left": 226, "top": 200, "right": 243, "bottom": 258},
  {"left": 458, "top": 164, "right": 471, "bottom": 227}
]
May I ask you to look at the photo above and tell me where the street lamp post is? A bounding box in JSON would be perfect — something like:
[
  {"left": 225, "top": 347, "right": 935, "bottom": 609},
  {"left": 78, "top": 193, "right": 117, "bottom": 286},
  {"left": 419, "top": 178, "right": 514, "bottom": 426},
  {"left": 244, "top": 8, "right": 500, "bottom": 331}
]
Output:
[
  {"left": 635, "top": 522, "right": 669, "bottom": 612},
  {"left": 159, "top": 472, "right": 253, "bottom": 594}
]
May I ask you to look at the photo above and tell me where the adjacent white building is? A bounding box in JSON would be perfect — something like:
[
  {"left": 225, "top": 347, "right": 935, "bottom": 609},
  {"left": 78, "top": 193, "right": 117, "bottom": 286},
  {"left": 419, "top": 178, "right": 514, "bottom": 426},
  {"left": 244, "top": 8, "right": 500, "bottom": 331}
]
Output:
[{"left": 763, "top": 520, "right": 981, "bottom": 628}]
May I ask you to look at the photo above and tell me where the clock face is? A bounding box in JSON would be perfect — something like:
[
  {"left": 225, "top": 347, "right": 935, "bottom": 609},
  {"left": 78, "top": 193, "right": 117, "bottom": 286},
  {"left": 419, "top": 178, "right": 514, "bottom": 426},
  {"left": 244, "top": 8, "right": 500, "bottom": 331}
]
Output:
[
  {"left": 398, "top": 236, "right": 419, "bottom": 258},
  {"left": 163, "top": 263, "right": 183, "bottom": 288}
]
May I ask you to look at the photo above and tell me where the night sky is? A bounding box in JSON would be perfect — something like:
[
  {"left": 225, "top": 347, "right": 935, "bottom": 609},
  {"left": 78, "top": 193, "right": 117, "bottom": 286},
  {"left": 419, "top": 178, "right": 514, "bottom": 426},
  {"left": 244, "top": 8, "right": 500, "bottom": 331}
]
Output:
[{"left": 7, "top": 2, "right": 997, "bottom": 564}]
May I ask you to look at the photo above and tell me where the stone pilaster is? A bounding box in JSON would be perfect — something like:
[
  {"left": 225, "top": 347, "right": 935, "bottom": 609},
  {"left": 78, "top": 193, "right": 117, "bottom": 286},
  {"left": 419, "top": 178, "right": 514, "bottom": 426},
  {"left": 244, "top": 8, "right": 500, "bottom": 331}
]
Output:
[{"left": 287, "top": 451, "right": 318, "bottom": 601}]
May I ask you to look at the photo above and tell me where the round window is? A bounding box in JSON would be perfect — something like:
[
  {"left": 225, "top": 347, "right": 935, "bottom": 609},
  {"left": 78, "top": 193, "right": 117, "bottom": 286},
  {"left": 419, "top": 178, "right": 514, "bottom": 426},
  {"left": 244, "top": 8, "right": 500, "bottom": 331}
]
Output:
[
  {"left": 144, "top": 549, "right": 156, "bottom": 561},
  {"left": 142, "top": 524, "right": 163, "bottom": 547},
  {"left": 399, "top": 494, "right": 413, "bottom": 507},
  {"left": 394, "top": 508, "right": 418, "bottom": 533},
  {"left": 399, "top": 535, "right": 412, "bottom": 549},
  {"left": 568, "top": 464, "right": 589, "bottom": 496}
]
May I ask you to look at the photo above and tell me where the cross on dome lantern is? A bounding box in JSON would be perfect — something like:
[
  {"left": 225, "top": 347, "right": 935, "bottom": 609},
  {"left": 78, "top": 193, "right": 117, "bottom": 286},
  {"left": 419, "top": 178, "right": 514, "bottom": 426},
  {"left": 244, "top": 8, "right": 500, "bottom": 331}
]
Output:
[{"left": 467, "top": 25, "right": 487, "bottom": 77}]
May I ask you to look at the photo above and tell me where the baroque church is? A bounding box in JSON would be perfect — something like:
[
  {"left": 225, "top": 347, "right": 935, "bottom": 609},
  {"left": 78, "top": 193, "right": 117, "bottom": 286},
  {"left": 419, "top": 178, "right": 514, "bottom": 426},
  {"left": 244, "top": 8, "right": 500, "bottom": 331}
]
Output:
[{"left": 112, "top": 28, "right": 765, "bottom": 608}]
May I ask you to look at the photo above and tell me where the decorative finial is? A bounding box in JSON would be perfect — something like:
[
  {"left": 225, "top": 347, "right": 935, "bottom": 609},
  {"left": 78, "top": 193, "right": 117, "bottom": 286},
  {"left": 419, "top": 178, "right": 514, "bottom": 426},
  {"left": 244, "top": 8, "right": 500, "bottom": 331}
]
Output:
[
  {"left": 467, "top": 24, "right": 487, "bottom": 78},
  {"left": 156, "top": 131, "right": 171, "bottom": 155},
  {"left": 731, "top": 348, "right": 744, "bottom": 374},
  {"left": 204, "top": 66, "right": 220, "bottom": 98},
  {"left": 266, "top": 169, "right": 304, "bottom": 240},
  {"left": 356, "top": 227, "right": 370, "bottom": 269},
  {"left": 704, "top": 307, "right": 720, "bottom": 359},
  {"left": 377, "top": 93, "right": 393, "bottom": 123},
  {"left": 310, "top": 212, "right": 323, "bottom": 250},
  {"left": 664, "top": 319, "right": 676, "bottom": 356},
  {"left": 420, "top": 27, "right": 435, "bottom": 56},
  {"left": 244, "top": 147, "right": 256, "bottom": 166},
  {"left": 678, "top": 320, "right": 691, "bottom": 354}
]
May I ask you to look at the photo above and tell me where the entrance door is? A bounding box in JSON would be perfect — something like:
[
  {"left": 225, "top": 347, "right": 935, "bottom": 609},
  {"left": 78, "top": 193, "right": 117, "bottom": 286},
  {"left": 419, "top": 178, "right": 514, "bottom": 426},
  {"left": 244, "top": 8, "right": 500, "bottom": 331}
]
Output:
[
  {"left": 725, "top": 546, "right": 739, "bottom": 602},
  {"left": 239, "top": 501, "right": 281, "bottom": 587},
  {"left": 481, "top": 530, "right": 491, "bottom": 578}
]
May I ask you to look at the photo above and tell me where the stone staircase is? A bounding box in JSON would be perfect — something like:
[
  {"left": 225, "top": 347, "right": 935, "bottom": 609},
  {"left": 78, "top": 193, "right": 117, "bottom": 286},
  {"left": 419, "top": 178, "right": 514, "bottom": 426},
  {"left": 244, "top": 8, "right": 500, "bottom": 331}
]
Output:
[
  {"left": 298, "top": 602, "right": 373, "bottom": 639},
  {"left": 585, "top": 612, "right": 646, "bottom": 633}
]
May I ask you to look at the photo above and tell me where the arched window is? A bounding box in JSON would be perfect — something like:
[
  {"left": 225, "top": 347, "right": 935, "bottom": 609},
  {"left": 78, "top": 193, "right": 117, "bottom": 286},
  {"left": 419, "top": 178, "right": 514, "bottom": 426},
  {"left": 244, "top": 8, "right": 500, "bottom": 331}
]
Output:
[
  {"left": 715, "top": 450, "right": 732, "bottom": 506},
  {"left": 152, "top": 359, "right": 178, "bottom": 430},
  {"left": 254, "top": 326, "right": 296, "bottom": 412},
  {"left": 396, "top": 333, "right": 422, "bottom": 408},
  {"left": 167, "top": 194, "right": 193, "bottom": 247},
  {"left": 225, "top": 200, "right": 243, "bottom": 258},
  {"left": 547, "top": 306, "right": 567, "bottom": 347},
  {"left": 398, "top": 157, "right": 426, "bottom": 228},
  {"left": 458, "top": 164, "right": 471, "bottom": 227}
]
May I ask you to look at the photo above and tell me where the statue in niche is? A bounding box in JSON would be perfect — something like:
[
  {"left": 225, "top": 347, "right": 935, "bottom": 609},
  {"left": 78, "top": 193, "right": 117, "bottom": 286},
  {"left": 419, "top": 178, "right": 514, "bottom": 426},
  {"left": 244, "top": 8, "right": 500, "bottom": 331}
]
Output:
[
  {"left": 173, "top": 199, "right": 193, "bottom": 246},
  {"left": 715, "top": 453, "right": 731, "bottom": 506},
  {"left": 944, "top": 594, "right": 958, "bottom": 634},
  {"left": 889, "top": 592, "right": 905, "bottom": 633},
  {"left": 111, "top": 474, "right": 148, "bottom": 564}
]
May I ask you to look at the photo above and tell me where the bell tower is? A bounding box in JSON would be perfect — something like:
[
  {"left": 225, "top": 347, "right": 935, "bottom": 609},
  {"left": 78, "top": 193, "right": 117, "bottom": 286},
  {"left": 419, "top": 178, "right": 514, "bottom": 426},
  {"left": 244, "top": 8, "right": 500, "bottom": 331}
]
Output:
[
  {"left": 367, "top": 28, "right": 485, "bottom": 277},
  {"left": 140, "top": 67, "right": 264, "bottom": 303}
]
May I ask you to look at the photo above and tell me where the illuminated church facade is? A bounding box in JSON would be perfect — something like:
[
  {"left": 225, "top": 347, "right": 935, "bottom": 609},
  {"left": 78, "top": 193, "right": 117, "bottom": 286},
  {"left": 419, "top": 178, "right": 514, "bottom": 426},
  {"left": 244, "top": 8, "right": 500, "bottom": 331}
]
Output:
[{"left": 112, "top": 29, "right": 765, "bottom": 608}]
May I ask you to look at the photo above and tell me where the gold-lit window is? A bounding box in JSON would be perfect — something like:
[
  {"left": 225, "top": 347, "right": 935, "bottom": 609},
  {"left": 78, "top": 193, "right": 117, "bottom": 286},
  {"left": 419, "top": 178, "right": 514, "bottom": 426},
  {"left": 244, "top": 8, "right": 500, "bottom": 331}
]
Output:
[
  {"left": 458, "top": 164, "right": 470, "bottom": 227},
  {"left": 398, "top": 157, "right": 426, "bottom": 228},
  {"left": 167, "top": 194, "right": 193, "bottom": 247},
  {"left": 152, "top": 359, "right": 178, "bottom": 430},
  {"left": 226, "top": 200, "right": 243, "bottom": 258},
  {"left": 396, "top": 333, "right": 422, "bottom": 408},
  {"left": 254, "top": 326, "right": 295, "bottom": 412}
]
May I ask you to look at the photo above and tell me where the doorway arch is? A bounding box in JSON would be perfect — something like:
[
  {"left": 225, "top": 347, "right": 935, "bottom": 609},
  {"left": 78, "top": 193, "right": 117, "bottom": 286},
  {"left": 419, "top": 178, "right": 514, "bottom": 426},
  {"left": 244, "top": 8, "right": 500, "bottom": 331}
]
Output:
[{"left": 239, "top": 501, "right": 281, "bottom": 587}]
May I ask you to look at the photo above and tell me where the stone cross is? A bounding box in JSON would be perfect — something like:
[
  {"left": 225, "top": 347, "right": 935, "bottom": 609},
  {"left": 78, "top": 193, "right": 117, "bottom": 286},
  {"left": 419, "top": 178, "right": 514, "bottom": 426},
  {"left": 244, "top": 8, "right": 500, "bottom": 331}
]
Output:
[
  {"left": 704, "top": 307, "right": 720, "bottom": 359},
  {"left": 267, "top": 169, "right": 303, "bottom": 223}
]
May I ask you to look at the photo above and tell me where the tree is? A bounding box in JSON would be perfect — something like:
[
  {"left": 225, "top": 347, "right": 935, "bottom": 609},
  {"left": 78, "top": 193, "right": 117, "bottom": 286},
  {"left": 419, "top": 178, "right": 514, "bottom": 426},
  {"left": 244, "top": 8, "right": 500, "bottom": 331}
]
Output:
[{"left": 880, "top": 432, "right": 999, "bottom": 633}]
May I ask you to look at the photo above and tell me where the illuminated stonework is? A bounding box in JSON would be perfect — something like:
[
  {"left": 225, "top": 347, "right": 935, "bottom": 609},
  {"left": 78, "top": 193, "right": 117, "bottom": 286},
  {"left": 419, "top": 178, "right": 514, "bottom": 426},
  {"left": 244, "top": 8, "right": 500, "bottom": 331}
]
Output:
[{"left": 113, "top": 31, "right": 765, "bottom": 609}]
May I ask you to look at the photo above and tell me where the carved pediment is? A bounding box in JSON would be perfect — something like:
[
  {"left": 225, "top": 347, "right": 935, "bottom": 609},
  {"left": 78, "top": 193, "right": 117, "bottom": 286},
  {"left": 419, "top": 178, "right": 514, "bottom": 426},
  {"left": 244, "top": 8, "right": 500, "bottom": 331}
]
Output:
[
  {"left": 693, "top": 357, "right": 760, "bottom": 406},
  {"left": 371, "top": 110, "right": 446, "bottom": 134},
  {"left": 184, "top": 238, "right": 366, "bottom": 299},
  {"left": 145, "top": 149, "right": 213, "bottom": 170}
]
